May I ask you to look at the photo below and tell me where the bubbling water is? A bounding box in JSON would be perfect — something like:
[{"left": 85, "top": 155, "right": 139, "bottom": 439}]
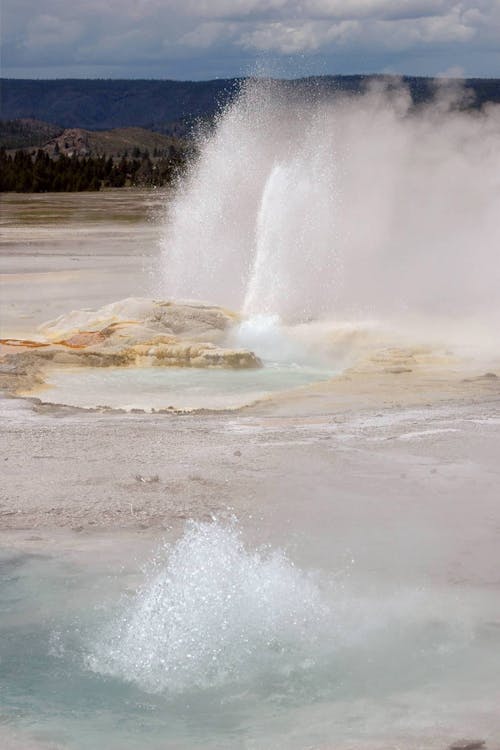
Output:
[
  {"left": 86, "top": 519, "right": 477, "bottom": 704},
  {"left": 86, "top": 521, "right": 329, "bottom": 694},
  {"left": 161, "top": 78, "right": 500, "bottom": 334},
  {"left": 230, "top": 314, "right": 307, "bottom": 363}
]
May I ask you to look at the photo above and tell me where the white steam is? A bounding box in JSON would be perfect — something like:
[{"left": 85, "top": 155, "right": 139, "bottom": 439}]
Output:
[{"left": 161, "top": 79, "right": 500, "bottom": 332}]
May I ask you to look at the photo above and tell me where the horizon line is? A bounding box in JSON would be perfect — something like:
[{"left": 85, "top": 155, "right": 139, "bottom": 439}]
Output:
[{"left": 2, "top": 73, "right": 499, "bottom": 83}]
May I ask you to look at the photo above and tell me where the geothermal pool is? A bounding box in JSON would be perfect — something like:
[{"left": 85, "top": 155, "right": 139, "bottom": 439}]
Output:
[
  {"left": 35, "top": 361, "right": 335, "bottom": 411},
  {"left": 2, "top": 518, "right": 500, "bottom": 750}
]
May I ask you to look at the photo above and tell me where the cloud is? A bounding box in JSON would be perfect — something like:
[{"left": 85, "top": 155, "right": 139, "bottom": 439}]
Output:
[
  {"left": 24, "top": 14, "right": 82, "bottom": 49},
  {"left": 2, "top": 0, "right": 500, "bottom": 78},
  {"left": 180, "top": 22, "right": 239, "bottom": 50},
  {"left": 240, "top": 21, "right": 359, "bottom": 54}
]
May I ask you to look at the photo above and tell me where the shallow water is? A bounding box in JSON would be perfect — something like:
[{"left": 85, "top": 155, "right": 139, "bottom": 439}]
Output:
[
  {"left": 37, "top": 362, "right": 335, "bottom": 411},
  {"left": 1, "top": 521, "right": 500, "bottom": 750}
]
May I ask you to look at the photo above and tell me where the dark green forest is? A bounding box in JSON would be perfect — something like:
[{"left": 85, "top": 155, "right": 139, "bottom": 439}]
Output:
[
  {"left": 1, "top": 75, "right": 499, "bottom": 193},
  {"left": 0, "top": 147, "right": 188, "bottom": 192},
  {"left": 0, "top": 119, "right": 63, "bottom": 149}
]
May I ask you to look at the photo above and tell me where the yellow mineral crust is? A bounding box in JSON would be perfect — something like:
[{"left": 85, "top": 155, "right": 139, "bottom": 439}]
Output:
[{"left": 0, "top": 298, "right": 262, "bottom": 396}]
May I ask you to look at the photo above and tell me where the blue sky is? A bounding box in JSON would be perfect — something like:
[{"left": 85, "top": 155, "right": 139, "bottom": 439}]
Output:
[{"left": 2, "top": 1, "right": 499, "bottom": 80}]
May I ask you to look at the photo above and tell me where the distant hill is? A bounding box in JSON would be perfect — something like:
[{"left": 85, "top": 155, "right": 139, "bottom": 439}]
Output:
[
  {"left": 0, "top": 124, "right": 189, "bottom": 193},
  {"left": 43, "top": 127, "right": 185, "bottom": 158},
  {"left": 0, "top": 75, "right": 500, "bottom": 136},
  {"left": 0, "top": 79, "right": 238, "bottom": 133},
  {"left": 2, "top": 76, "right": 500, "bottom": 134},
  {"left": 0, "top": 118, "right": 63, "bottom": 149}
]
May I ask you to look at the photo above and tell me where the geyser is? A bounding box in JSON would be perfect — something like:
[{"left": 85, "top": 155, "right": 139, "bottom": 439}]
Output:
[
  {"left": 85, "top": 519, "right": 483, "bottom": 710},
  {"left": 86, "top": 520, "right": 328, "bottom": 693},
  {"left": 161, "top": 78, "right": 500, "bottom": 330}
]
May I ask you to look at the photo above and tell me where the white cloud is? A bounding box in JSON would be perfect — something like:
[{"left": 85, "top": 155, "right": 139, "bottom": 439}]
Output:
[
  {"left": 180, "top": 22, "right": 239, "bottom": 50},
  {"left": 180, "top": 1, "right": 291, "bottom": 20},
  {"left": 24, "top": 14, "right": 82, "bottom": 49},
  {"left": 240, "top": 20, "right": 358, "bottom": 53},
  {"left": 305, "top": 0, "right": 450, "bottom": 21},
  {"left": 2, "top": 0, "right": 500, "bottom": 77}
]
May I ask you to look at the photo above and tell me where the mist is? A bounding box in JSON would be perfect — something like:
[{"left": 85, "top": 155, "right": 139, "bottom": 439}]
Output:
[{"left": 161, "top": 78, "right": 500, "bottom": 343}]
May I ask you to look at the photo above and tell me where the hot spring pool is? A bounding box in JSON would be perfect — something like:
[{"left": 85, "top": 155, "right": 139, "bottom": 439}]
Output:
[
  {"left": 1, "top": 521, "right": 500, "bottom": 750},
  {"left": 36, "top": 362, "right": 336, "bottom": 411}
]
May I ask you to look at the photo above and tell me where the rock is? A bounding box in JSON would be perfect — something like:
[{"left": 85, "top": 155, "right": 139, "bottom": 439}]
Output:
[
  {"left": 0, "top": 298, "right": 262, "bottom": 396},
  {"left": 189, "top": 345, "right": 261, "bottom": 369},
  {"left": 37, "top": 298, "right": 160, "bottom": 340},
  {"left": 449, "top": 740, "right": 486, "bottom": 750},
  {"left": 38, "top": 297, "right": 239, "bottom": 343},
  {"left": 463, "top": 372, "right": 498, "bottom": 383},
  {"left": 0, "top": 352, "right": 46, "bottom": 393},
  {"left": 385, "top": 367, "right": 413, "bottom": 374},
  {"left": 58, "top": 330, "right": 108, "bottom": 348}
]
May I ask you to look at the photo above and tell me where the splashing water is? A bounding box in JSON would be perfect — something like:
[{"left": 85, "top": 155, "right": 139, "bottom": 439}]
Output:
[
  {"left": 2, "top": 523, "right": 499, "bottom": 749},
  {"left": 230, "top": 313, "right": 308, "bottom": 364},
  {"left": 85, "top": 519, "right": 483, "bottom": 708},
  {"left": 87, "top": 521, "right": 329, "bottom": 694},
  {"left": 161, "top": 79, "right": 500, "bottom": 337}
]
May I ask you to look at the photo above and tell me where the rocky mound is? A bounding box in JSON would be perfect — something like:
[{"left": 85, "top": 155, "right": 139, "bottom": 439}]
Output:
[{"left": 0, "top": 298, "right": 261, "bottom": 396}]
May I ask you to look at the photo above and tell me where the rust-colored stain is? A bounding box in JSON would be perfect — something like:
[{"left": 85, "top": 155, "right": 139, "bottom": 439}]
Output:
[
  {"left": 99, "top": 320, "right": 139, "bottom": 336},
  {"left": 0, "top": 338, "right": 51, "bottom": 348},
  {"left": 55, "top": 331, "right": 107, "bottom": 348},
  {"left": 0, "top": 320, "right": 140, "bottom": 354},
  {"left": 54, "top": 321, "right": 140, "bottom": 348}
]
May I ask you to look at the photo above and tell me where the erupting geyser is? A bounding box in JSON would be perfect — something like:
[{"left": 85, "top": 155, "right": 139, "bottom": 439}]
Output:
[
  {"left": 87, "top": 520, "right": 328, "bottom": 694},
  {"left": 162, "top": 78, "right": 500, "bottom": 334},
  {"left": 85, "top": 519, "right": 480, "bottom": 707}
]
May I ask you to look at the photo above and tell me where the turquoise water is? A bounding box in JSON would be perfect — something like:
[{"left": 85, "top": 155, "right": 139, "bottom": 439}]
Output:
[
  {"left": 2, "top": 524, "right": 500, "bottom": 750},
  {"left": 40, "top": 362, "right": 335, "bottom": 411}
]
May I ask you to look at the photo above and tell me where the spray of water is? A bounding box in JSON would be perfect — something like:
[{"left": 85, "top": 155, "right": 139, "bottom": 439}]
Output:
[
  {"left": 161, "top": 78, "right": 500, "bottom": 344},
  {"left": 86, "top": 520, "right": 329, "bottom": 694},
  {"left": 229, "top": 313, "right": 308, "bottom": 364},
  {"left": 86, "top": 520, "right": 474, "bottom": 699}
]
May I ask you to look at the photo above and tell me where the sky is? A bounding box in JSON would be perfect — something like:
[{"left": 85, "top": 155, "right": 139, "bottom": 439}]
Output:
[{"left": 2, "top": 0, "right": 500, "bottom": 80}]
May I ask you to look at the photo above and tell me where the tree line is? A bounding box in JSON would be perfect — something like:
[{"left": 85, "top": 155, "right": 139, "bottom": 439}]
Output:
[
  {"left": 0, "top": 147, "right": 188, "bottom": 192},
  {"left": 0, "top": 119, "right": 62, "bottom": 149}
]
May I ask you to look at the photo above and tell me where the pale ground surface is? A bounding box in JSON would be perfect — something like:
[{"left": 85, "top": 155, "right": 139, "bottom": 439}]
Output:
[
  {"left": 1, "top": 191, "right": 499, "bottom": 750},
  {"left": 0, "top": 190, "right": 165, "bottom": 338}
]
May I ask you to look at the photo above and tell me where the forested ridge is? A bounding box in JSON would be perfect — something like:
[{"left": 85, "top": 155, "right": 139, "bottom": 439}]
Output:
[
  {"left": 2, "top": 76, "right": 499, "bottom": 131},
  {"left": 1, "top": 75, "right": 499, "bottom": 193}
]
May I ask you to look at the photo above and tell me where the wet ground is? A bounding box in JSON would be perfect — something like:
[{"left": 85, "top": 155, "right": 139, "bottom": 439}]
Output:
[{"left": 0, "top": 190, "right": 165, "bottom": 338}]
